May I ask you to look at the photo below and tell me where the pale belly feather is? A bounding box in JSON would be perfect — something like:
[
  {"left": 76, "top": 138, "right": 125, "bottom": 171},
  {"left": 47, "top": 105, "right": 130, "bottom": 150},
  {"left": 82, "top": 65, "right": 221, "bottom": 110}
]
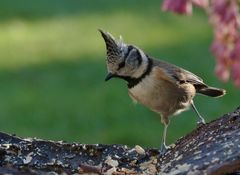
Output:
[{"left": 128, "top": 71, "right": 194, "bottom": 117}]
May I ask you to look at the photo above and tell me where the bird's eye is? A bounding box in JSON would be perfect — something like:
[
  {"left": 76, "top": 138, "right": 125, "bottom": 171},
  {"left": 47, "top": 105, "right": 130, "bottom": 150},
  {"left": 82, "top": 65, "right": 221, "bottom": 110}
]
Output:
[
  {"left": 128, "top": 45, "right": 134, "bottom": 51},
  {"left": 117, "top": 61, "right": 125, "bottom": 70}
]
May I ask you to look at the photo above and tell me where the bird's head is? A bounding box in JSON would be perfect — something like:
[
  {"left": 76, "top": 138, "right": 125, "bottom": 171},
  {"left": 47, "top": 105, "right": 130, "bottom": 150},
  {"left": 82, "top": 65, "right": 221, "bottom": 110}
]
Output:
[{"left": 99, "top": 29, "right": 148, "bottom": 81}]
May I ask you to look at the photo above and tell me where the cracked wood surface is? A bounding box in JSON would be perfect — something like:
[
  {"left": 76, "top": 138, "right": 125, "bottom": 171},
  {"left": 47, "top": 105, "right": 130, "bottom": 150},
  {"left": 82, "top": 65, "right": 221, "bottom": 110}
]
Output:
[{"left": 0, "top": 106, "right": 240, "bottom": 175}]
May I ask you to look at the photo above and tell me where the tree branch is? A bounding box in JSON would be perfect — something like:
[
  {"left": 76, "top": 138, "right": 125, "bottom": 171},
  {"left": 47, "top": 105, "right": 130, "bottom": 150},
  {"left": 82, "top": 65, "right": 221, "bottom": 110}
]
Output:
[{"left": 0, "top": 106, "right": 240, "bottom": 174}]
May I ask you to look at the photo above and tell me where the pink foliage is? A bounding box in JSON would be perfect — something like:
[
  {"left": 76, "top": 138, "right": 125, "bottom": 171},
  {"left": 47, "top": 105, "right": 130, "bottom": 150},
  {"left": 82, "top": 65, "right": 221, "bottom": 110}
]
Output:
[
  {"left": 210, "top": 0, "right": 240, "bottom": 87},
  {"left": 232, "top": 61, "right": 240, "bottom": 87},
  {"left": 162, "top": 0, "right": 209, "bottom": 14},
  {"left": 192, "top": 0, "right": 209, "bottom": 8},
  {"left": 162, "top": 0, "right": 192, "bottom": 14},
  {"left": 161, "top": 0, "right": 240, "bottom": 87}
]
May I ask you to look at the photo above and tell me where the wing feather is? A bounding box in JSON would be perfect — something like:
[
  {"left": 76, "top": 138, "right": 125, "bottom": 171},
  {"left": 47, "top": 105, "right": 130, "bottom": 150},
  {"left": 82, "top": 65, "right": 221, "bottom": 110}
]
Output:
[{"left": 152, "top": 58, "right": 208, "bottom": 88}]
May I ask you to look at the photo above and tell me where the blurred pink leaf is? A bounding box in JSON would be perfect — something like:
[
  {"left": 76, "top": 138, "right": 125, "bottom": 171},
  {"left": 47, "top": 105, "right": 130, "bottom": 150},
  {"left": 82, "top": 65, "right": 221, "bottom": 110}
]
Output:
[
  {"left": 191, "top": 0, "right": 209, "bottom": 8},
  {"left": 209, "top": 0, "right": 240, "bottom": 86},
  {"left": 162, "top": 0, "right": 192, "bottom": 14},
  {"left": 211, "top": 0, "right": 239, "bottom": 24},
  {"left": 232, "top": 61, "right": 240, "bottom": 87},
  {"left": 215, "top": 63, "right": 230, "bottom": 82},
  {"left": 161, "top": 0, "right": 240, "bottom": 87},
  {"left": 230, "top": 37, "right": 240, "bottom": 60}
]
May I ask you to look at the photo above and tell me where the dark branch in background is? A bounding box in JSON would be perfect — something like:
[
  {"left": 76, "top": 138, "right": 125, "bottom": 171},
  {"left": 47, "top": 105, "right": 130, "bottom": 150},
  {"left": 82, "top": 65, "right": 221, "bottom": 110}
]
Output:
[{"left": 0, "top": 107, "right": 240, "bottom": 174}]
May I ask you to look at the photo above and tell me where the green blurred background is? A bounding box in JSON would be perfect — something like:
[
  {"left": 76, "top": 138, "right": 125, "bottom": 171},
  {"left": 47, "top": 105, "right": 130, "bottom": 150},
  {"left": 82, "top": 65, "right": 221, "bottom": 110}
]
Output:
[{"left": 0, "top": 0, "right": 238, "bottom": 148}]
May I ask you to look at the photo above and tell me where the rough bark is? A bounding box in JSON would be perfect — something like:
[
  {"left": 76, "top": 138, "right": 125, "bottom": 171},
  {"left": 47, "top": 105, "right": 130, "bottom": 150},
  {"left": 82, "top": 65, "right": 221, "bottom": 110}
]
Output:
[{"left": 0, "top": 107, "right": 240, "bottom": 175}]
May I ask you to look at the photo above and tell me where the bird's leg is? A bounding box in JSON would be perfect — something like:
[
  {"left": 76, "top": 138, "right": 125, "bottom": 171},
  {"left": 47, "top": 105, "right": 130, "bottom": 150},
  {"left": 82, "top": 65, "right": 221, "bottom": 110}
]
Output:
[
  {"left": 191, "top": 101, "right": 206, "bottom": 125},
  {"left": 160, "top": 124, "right": 169, "bottom": 155}
]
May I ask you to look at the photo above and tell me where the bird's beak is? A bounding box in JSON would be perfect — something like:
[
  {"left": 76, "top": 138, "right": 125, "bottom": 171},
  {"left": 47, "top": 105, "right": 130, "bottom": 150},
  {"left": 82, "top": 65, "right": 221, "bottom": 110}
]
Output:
[{"left": 105, "top": 72, "right": 114, "bottom": 81}]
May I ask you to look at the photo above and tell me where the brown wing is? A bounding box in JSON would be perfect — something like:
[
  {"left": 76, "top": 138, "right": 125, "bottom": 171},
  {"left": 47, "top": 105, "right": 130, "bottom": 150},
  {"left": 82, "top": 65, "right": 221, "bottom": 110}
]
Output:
[
  {"left": 151, "top": 57, "right": 226, "bottom": 97},
  {"left": 152, "top": 58, "right": 208, "bottom": 89}
]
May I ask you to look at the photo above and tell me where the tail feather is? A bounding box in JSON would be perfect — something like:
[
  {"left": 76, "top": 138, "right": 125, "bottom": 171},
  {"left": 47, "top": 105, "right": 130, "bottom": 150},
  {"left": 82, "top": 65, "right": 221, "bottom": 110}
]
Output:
[{"left": 197, "top": 87, "right": 226, "bottom": 97}]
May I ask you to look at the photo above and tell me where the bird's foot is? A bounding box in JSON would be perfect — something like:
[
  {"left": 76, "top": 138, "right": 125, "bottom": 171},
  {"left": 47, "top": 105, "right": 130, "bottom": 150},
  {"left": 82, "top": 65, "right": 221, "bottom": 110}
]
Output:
[
  {"left": 159, "top": 144, "right": 170, "bottom": 155},
  {"left": 197, "top": 117, "right": 206, "bottom": 125}
]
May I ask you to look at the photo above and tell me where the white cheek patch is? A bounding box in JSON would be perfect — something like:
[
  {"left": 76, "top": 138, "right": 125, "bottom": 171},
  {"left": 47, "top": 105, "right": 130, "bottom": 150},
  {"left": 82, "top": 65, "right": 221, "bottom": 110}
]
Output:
[{"left": 138, "top": 49, "right": 148, "bottom": 63}]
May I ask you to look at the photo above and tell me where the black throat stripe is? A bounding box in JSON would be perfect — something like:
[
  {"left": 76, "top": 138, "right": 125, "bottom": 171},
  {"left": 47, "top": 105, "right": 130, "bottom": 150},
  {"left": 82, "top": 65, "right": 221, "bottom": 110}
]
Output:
[{"left": 117, "top": 56, "right": 153, "bottom": 88}]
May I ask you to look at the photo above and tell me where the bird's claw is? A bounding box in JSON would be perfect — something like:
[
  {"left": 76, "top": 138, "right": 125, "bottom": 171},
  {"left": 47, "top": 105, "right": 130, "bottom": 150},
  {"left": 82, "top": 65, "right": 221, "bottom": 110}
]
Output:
[
  {"left": 159, "top": 144, "right": 170, "bottom": 155},
  {"left": 197, "top": 118, "right": 206, "bottom": 126}
]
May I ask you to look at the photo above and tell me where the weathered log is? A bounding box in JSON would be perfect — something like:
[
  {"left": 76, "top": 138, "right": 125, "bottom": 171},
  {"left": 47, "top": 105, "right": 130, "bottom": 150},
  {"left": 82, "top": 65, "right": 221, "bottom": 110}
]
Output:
[{"left": 0, "top": 106, "right": 240, "bottom": 175}]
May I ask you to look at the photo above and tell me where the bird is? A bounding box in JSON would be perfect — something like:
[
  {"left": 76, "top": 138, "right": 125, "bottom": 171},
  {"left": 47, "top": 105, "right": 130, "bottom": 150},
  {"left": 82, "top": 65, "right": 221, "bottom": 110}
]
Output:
[{"left": 99, "top": 29, "right": 226, "bottom": 154}]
